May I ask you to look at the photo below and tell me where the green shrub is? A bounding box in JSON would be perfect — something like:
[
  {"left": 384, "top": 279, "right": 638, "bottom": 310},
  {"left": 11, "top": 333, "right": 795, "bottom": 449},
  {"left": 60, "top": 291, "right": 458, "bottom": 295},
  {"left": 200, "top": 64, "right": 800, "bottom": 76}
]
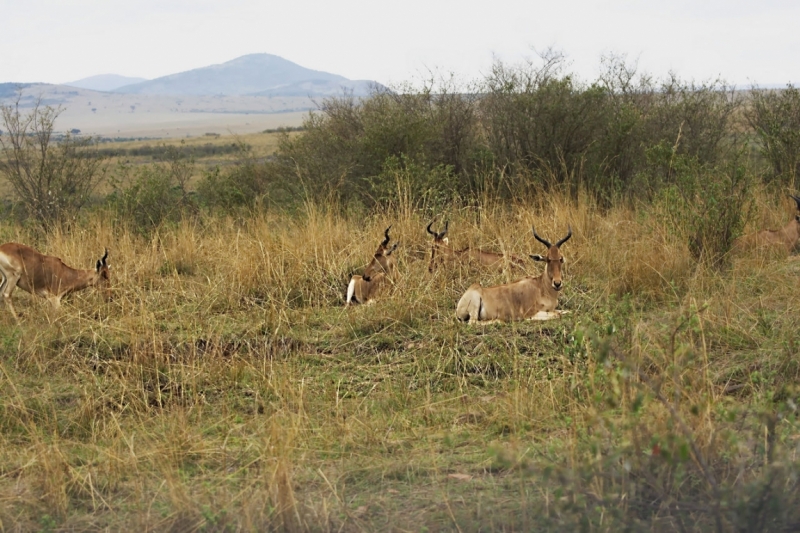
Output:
[
  {"left": 268, "top": 53, "right": 746, "bottom": 208},
  {"left": 196, "top": 143, "right": 273, "bottom": 211},
  {"left": 548, "top": 314, "right": 800, "bottom": 531},
  {"left": 745, "top": 84, "right": 800, "bottom": 189},
  {"left": 107, "top": 145, "right": 196, "bottom": 232},
  {"left": 655, "top": 152, "right": 753, "bottom": 267},
  {"left": 272, "top": 77, "right": 481, "bottom": 207},
  {"left": 480, "top": 52, "right": 608, "bottom": 198},
  {"left": 368, "top": 155, "right": 460, "bottom": 210}
]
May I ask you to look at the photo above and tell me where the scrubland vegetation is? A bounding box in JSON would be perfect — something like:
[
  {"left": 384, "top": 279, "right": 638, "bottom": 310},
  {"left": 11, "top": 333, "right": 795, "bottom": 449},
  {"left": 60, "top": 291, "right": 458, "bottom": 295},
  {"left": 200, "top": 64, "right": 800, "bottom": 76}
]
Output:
[{"left": 0, "top": 54, "right": 799, "bottom": 531}]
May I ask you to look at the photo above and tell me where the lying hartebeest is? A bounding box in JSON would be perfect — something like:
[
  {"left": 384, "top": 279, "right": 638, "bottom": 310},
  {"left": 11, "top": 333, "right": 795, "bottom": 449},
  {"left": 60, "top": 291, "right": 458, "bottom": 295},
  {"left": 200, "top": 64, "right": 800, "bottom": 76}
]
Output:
[
  {"left": 0, "top": 243, "right": 111, "bottom": 320},
  {"left": 733, "top": 195, "right": 800, "bottom": 254},
  {"left": 346, "top": 226, "right": 399, "bottom": 305},
  {"left": 456, "top": 226, "right": 572, "bottom": 323},
  {"left": 427, "top": 221, "right": 526, "bottom": 273}
]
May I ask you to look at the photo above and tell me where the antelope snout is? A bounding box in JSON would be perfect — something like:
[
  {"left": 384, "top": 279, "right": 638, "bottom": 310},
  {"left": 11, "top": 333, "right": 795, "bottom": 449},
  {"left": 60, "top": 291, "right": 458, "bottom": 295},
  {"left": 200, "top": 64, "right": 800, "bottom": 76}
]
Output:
[{"left": 553, "top": 280, "right": 562, "bottom": 291}]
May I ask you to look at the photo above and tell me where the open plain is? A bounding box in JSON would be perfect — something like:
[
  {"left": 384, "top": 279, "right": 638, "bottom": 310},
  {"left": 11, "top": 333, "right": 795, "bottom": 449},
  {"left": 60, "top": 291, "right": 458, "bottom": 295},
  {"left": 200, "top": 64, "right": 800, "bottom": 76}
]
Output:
[{"left": 0, "top": 83, "right": 308, "bottom": 138}]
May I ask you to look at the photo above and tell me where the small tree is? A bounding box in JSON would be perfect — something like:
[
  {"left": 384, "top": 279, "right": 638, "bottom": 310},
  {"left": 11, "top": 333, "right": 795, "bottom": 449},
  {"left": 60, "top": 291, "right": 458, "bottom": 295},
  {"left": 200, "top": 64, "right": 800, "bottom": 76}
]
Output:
[
  {"left": 0, "top": 95, "right": 106, "bottom": 230},
  {"left": 745, "top": 84, "right": 800, "bottom": 189}
]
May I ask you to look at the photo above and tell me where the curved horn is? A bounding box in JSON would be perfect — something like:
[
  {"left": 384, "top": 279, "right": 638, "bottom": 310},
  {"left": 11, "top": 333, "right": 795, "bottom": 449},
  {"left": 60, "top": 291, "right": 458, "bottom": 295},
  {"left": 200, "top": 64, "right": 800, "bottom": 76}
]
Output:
[
  {"left": 556, "top": 226, "right": 573, "bottom": 247},
  {"left": 532, "top": 226, "right": 552, "bottom": 248},
  {"left": 438, "top": 221, "right": 449, "bottom": 240},
  {"left": 791, "top": 195, "right": 800, "bottom": 211},
  {"left": 381, "top": 225, "right": 392, "bottom": 247},
  {"left": 427, "top": 221, "right": 437, "bottom": 237},
  {"left": 101, "top": 248, "right": 108, "bottom": 266}
]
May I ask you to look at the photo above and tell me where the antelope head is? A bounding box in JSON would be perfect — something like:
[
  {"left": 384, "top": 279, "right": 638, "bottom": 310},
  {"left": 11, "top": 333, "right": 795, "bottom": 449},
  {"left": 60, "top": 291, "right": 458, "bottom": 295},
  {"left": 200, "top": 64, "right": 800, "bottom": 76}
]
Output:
[
  {"left": 363, "top": 225, "right": 398, "bottom": 281},
  {"left": 427, "top": 220, "right": 449, "bottom": 272},
  {"left": 792, "top": 195, "right": 800, "bottom": 223},
  {"left": 530, "top": 226, "right": 572, "bottom": 291},
  {"left": 94, "top": 249, "right": 112, "bottom": 301}
]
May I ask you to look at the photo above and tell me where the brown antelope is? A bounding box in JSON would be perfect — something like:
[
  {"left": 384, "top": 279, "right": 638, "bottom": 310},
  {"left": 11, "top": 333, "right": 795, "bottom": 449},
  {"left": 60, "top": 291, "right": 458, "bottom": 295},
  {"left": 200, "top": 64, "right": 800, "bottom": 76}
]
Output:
[
  {"left": 0, "top": 243, "right": 110, "bottom": 320},
  {"left": 427, "top": 221, "right": 526, "bottom": 273},
  {"left": 456, "top": 226, "right": 572, "bottom": 323},
  {"left": 345, "top": 226, "right": 399, "bottom": 305},
  {"left": 733, "top": 195, "right": 800, "bottom": 254}
]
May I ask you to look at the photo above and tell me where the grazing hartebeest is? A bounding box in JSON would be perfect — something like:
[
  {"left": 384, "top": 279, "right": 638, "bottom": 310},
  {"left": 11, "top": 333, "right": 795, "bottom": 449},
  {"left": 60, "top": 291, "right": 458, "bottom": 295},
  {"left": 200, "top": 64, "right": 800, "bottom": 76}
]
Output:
[
  {"left": 456, "top": 226, "right": 572, "bottom": 323},
  {"left": 346, "top": 226, "right": 399, "bottom": 305},
  {"left": 733, "top": 195, "right": 800, "bottom": 254},
  {"left": 0, "top": 243, "right": 110, "bottom": 320},
  {"left": 426, "top": 221, "right": 526, "bottom": 273}
]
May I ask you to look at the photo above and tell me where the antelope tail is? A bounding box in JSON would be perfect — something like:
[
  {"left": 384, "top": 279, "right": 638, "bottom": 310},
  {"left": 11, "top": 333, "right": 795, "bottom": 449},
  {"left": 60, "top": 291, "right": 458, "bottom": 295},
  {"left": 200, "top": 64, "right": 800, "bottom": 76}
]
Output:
[{"left": 346, "top": 279, "right": 356, "bottom": 306}]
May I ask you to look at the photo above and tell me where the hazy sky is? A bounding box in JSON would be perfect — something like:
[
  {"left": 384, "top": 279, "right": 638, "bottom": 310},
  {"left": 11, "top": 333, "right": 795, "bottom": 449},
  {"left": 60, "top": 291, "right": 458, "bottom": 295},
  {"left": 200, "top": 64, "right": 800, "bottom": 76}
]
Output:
[{"left": 1, "top": 0, "right": 798, "bottom": 88}]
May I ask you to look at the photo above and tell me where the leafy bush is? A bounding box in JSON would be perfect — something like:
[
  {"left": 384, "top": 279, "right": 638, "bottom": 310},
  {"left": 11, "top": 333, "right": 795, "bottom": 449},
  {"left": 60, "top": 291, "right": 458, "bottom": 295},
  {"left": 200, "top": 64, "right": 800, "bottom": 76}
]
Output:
[
  {"left": 745, "top": 84, "right": 800, "bottom": 189},
  {"left": 548, "top": 313, "right": 800, "bottom": 531},
  {"left": 196, "top": 142, "right": 274, "bottom": 212},
  {"left": 368, "top": 155, "right": 459, "bottom": 211},
  {"left": 273, "top": 77, "right": 481, "bottom": 207},
  {"left": 108, "top": 145, "right": 196, "bottom": 232},
  {"left": 479, "top": 52, "right": 608, "bottom": 197},
  {"left": 655, "top": 152, "right": 753, "bottom": 267},
  {"left": 266, "top": 53, "right": 746, "bottom": 209},
  {"left": 591, "top": 56, "right": 741, "bottom": 202}
]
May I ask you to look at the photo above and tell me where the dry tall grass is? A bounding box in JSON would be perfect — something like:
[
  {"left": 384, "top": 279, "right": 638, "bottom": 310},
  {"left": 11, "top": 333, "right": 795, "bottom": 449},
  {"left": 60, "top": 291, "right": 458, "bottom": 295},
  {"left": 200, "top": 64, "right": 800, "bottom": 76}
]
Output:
[{"left": 0, "top": 189, "right": 798, "bottom": 531}]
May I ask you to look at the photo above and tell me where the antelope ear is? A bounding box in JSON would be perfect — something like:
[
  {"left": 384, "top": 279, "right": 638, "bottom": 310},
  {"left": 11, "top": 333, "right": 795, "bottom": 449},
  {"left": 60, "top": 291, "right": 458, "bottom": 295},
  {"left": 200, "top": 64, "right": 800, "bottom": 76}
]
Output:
[
  {"left": 529, "top": 254, "right": 545, "bottom": 262},
  {"left": 387, "top": 242, "right": 399, "bottom": 255}
]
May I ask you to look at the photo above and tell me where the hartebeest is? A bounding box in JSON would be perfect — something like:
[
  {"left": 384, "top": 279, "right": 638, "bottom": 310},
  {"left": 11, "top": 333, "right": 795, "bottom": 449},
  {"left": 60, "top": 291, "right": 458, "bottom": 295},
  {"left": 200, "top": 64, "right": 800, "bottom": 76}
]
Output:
[
  {"left": 456, "top": 226, "right": 572, "bottom": 323},
  {"left": 0, "top": 243, "right": 111, "bottom": 320},
  {"left": 733, "top": 195, "right": 800, "bottom": 254},
  {"left": 345, "top": 226, "right": 399, "bottom": 305},
  {"left": 427, "top": 221, "right": 526, "bottom": 273}
]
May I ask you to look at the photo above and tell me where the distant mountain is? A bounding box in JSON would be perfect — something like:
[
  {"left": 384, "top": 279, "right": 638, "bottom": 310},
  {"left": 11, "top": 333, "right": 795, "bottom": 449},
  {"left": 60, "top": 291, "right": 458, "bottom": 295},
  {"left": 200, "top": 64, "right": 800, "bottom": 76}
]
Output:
[
  {"left": 248, "top": 79, "right": 377, "bottom": 97},
  {"left": 114, "top": 53, "right": 379, "bottom": 97},
  {"left": 65, "top": 74, "right": 148, "bottom": 92},
  {"left": 0, "top": 82, "right": 33, "bottom": 98}
]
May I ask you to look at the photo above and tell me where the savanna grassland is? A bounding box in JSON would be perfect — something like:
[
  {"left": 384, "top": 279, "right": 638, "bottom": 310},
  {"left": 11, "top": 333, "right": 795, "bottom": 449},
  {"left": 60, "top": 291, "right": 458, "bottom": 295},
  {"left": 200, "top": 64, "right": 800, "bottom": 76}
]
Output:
[
  {"left": 1, "top": 55, "right": 800, "bottom": 531},
  {"left": 1, "top": 194, "right": 799, "bottom": 532},
  {"left": 96, "top": 130, "right": 293, "bottom": 167}
]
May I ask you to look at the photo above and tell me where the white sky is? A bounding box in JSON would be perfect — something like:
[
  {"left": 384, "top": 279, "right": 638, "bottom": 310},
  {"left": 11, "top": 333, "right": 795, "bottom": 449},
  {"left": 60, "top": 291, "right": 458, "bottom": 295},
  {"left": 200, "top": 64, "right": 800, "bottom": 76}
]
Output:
[{"left": 1, "top": 0, "right": 798, "bottom": 88}]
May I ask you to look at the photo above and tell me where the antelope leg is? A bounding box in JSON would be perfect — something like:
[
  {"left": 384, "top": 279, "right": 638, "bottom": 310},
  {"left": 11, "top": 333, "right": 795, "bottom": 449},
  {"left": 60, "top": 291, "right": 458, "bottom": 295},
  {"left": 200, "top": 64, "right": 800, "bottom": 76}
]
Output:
[{"left": 528, "top": 310, "right": 570, "bottom": 321}]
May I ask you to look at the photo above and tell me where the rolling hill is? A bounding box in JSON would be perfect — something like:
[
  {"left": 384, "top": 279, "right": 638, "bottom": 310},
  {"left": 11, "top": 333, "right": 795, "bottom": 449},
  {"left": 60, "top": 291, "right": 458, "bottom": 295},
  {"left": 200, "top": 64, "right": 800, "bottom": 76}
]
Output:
[
  {"left": 65, "top": 74, "right": 149, "bottom": 92},
  {"left": 114, "top": 53, "right": 378, "bottom": 97},
  {"left": 0, "top": 54, "right": 381, "bottom": 137}
]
